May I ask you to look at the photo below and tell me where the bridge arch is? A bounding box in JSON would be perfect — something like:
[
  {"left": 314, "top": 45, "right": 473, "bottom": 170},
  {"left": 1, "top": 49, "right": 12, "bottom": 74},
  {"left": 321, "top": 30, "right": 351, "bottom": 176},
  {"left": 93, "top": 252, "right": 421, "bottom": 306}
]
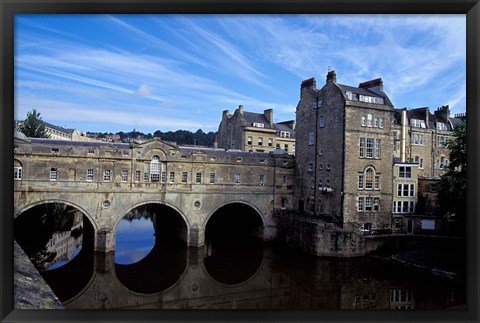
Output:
[
  {"left": 114, "top": 200, "right": 190, "bottom": 234},
  {"left": 203, "top": 200, "right": 266, "bottom": 231},
  {"left": 14, "top": 199, "right": 98, "bottom": 231}
]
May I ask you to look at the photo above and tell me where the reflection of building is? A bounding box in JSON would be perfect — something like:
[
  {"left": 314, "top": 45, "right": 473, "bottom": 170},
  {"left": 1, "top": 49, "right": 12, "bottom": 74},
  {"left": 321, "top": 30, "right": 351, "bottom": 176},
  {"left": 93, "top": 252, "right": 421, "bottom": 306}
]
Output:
[
  {"left": 216, "top": 105, "right": 296, "bottom": 155},
  {"left": 45, "top": 210, "right": 83, "bottom": 269},
  {"left": 390, "top": 288, "right": 415, "bottom": 309}
]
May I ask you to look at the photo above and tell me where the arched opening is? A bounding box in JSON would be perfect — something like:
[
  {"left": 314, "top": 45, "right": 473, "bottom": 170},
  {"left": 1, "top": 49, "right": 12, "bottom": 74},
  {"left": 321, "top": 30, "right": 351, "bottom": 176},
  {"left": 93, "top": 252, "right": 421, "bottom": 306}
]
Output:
[
  {"left": 204, "top": 203, "right": 264, "bottom": 285},
  {"left": 114, "top": 203, "right": 188, "bottom": 294},
  {"left": 14, "top": 202, "right": 95, "bottom": 302}
]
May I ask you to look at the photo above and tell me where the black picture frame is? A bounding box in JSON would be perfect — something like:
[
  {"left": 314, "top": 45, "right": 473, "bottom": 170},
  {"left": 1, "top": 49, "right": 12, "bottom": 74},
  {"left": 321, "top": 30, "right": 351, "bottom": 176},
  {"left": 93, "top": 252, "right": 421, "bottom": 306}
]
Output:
[{"left": 1, "top": 0, "right": 479, "bottom": 322}]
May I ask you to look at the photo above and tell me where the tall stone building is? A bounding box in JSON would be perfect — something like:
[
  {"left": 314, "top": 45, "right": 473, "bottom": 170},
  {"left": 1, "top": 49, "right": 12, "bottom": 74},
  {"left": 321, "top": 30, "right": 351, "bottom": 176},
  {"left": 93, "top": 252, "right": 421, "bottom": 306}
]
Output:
[
  {"left": 216, "top": 105, "right": 296, "bottom": 155},
  {"left": 294, "top": 70, "right": 464, "bottom": 233}
]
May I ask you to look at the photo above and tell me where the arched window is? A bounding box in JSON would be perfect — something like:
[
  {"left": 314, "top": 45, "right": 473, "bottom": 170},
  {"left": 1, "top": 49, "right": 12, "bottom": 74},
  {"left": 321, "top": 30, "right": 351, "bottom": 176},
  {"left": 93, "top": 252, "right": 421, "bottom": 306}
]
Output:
[
  {"left": 358, "top": 166, "right": 380, "bottom": 190},
  {"left": 150, "top": 155, "right": 160, "bottom": 182}
]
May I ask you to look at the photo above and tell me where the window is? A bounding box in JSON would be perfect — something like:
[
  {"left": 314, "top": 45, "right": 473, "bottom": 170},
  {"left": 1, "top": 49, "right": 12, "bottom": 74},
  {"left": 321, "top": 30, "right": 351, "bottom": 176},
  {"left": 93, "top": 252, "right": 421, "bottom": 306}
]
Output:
[
  {"left": 284, "top": 144, "right": 288, "bottom": 151},
  {"left": 258, "top": 137, "right": 263, "bottom": 146},
  {"left": 150, "top": 155, "right": 160, "bottom": 182},
  {"left": 103, "top": 169, "right": 111, "bottom": 181},
  {"left": 367, "top": 113, "right": 373, "bottom": 127},
  {"left": 196, "top": 172, "right": 202, "bottom": 184},
  {"left": 280, "top": 131, "right": 290, "bottom": 138},
  {"left": 379, "top": 118, "right": 384, "bottom": 128},
  {"left": 414, "top": 156, "right": 424, "bottom": 168},
  {"left": 253, "top": 122, "right": 264, "bottom": 128},
  {"left": 308, "top": 163, "right": 314, "bottom": 172},
  {"left": 411, "top": 119, "right": 426, "bottom": 128},
  {"left": 375, "top": 175, "right": 380, "bottom": 189},
  {"left": 268, "top": 138, "right": 273, "bottom": 146},
  {"left": 358, "top": 197, "right": 364, "bottom": 211},
  {"left": 134, "top": 170, "right": 141, "bottom": 182},
  {"left": 14, "top": 167, "right": 22, "bottom": 180},
  {"left": 49, "top": 167, "right": 58, "bottom": 180},
  {"left": 359, "top": 138, "right": 365, "bottom": 157},
  {"left": 319, "top": 116, "right": 325, "bottom": 128},
  {"left": 319, "top": 163, "right": 323, "bottom": 170},
  {"left": 121, "top": 169, "right": 128, "bottom": 182},
  {"left": 247, "top": 136, "right": 253, "bottom": 145},
  {"left": 326, "top": 163, "right": 331, "bottom": 171},
  {"left": 325, "top": 179, "right": 330, "bottom": 188},
  {"left": 361, "top": 115, "right": 366, "bottom": 126},
  {"left": 87, "top": 149, "right": 95, "bottom": 154},
  {"left": 236, "top": 157, "right": 242, "bottom": 162},
  {"left": 436, "top": 122, "right": 447, "bottom": 131},
  {"left": 235, "top": 174, "right": 241, "bottom": 184},
  {"left": 346, "top": 91, "right": 353, "bottom": 100},
  {"left": 169, "top": 172, "right": 175, "bottom": 183},
  {"left": 281, "top": 198, "right": 287, "bottom": 209},
  {"left": 318, "top": 179, "right": 323, "bottom": 188},
  {"left": 283, "top": 175, "right": 288, "bottom": 185},
  {"left": 374, "top": 117, "right": 379, "bottom": 127},
  {"left": 309, "top": 132, "right": 315, "bottom": 145},
  {"left": 51, "top": 148, "right": 59, "bottom": 154},
  {"left": 375, "top": 139, "right": 381, "bottom": 159},
  {"left": 182, "top": 172, "right": 188, "bottom": 183},
  {"left": 399, "top": 166, "right": 412, "bottom": 178},
  {"left": 259, "top": 174, "right": 265, "bottom": 185},
  {"left": 365, "top": 168, "right": 374, "bottom": 189},
  {"left": 366, "top": 138, "right": 374, "bottom": 158},
  {"left": 358, "top": 175, "right": 364, "bottom": 189},
  {"left": 393, "top": 201, "right": 415, "bottom": 214},
  {"left": 210, "top": 156, "right": 216, "bottom": 161},
  {"left": 86, "top": 168, "right": 93, "bottom": 182},
  {"left": 210, "top": 173, "right": 216, "bottom": 184},
  {"left": 373, "top": 197, "right": 380, "bottom": 211},
  {"left": 276, "top": 143, "right": 281, "bottom": 149},
  {"left": 311, "top": 179, "right": 315, "bottom": 189},
  {"left": 437, "top": 136, "right": 447, "bottom": 147},
  {"left": 365, "top": 197, "right": 373, "bottom": 211},
  {"left": 413, "top": 133, "right": 424, "bottom": 145}
]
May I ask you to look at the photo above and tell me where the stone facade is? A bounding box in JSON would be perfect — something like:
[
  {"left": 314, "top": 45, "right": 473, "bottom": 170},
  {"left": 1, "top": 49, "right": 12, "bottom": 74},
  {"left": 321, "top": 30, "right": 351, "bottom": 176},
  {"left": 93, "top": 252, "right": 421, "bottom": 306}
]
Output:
[
  {"left": 13, "top": 133, "right": 294, "bottom": 251},
  {"left": 294, "top": 70, "right": 463, "bottom": 233},
  {"left": 216, "top": 105, "right": 296, "bottom": 155}
]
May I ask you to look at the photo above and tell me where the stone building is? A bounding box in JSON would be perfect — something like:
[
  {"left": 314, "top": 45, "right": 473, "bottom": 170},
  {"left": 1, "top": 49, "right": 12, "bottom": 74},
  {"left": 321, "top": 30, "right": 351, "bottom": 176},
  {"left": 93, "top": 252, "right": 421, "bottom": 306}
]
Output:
[
  {"left": 15, "top": 120, "right": 98, "bottom": 142},
  {"left": 294, "top": 71, "right": 464, "bottom": 233},
  {"left": 216, "top": 105, "right": 296, "bottom": 155}
]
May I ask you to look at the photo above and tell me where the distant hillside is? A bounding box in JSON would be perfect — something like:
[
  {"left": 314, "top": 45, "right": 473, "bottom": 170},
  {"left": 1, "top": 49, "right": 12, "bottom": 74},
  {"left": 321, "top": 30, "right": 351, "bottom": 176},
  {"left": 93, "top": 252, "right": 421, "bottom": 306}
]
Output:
[{"left": 88, "top": 129, "right": 217, "bottom": 147}]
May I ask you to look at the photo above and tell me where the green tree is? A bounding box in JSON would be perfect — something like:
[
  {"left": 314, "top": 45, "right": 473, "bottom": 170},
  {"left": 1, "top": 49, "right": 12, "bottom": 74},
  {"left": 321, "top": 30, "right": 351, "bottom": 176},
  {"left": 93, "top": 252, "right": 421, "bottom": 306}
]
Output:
[
  {"left": 436, "top": 120, "right": 466, "bottom": 230},
  {"left": 18, "top": 109, "right": 50, "bottom": 138}
]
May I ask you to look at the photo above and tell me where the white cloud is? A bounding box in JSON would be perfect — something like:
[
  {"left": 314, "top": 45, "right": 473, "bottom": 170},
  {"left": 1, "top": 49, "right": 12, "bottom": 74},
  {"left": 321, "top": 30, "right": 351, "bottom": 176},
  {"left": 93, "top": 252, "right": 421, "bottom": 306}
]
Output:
[{"left": 134, "top": 84, "right": 153, "bottom": 98}]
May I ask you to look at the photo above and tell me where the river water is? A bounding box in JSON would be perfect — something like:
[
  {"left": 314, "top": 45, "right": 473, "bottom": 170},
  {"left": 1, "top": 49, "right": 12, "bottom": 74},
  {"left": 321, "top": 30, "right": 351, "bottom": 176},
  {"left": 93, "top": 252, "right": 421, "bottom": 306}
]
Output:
[{"left": 14, "top": 206, "right": 466, "bottom": 310}]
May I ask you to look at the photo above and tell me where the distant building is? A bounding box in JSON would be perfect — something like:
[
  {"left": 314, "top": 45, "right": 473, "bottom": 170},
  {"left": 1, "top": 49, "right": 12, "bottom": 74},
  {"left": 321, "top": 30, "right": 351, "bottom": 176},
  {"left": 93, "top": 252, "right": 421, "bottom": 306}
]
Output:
[
  {"left": 15, "top": 120, "right": 99, "bottom": 142},
  {"left": 216, "top": 105, "right": 296, "bottom": 155}
]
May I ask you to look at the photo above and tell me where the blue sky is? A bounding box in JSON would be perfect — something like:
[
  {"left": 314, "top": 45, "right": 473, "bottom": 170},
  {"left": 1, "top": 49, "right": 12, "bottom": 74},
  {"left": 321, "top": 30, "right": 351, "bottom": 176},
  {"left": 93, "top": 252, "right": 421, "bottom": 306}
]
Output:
[{"left": 15, "top": 14, "right": 466, "bottom": 134}]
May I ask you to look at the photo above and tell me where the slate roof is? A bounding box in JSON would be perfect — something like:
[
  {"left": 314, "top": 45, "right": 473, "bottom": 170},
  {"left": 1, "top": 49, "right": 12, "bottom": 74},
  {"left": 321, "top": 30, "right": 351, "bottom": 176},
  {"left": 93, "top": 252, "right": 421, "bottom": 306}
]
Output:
[
  {"left": 274, "top": 123, "right": 296, "bottom": 139},
  {"left": 336, "top": 84, "right": 384, "bottom": 98},
  {"left": 28, "top": 137, "right": 130, "bottom": 149},
  {"left": 44, "top": 122, "right": 76, "bottom": 134},
  {"left": 242, "top": 112, "right": 272, "bottom": 129}
]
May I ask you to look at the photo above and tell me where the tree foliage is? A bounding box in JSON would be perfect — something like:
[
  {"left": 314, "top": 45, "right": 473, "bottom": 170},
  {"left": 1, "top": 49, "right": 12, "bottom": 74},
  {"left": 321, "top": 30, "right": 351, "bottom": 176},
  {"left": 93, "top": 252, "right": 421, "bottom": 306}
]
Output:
[
  {"left": 18, "top": 109, "right": 50, "bottom": 138},
  {"left": 436, "top": 120, "right": 466, "bottom": 225}
]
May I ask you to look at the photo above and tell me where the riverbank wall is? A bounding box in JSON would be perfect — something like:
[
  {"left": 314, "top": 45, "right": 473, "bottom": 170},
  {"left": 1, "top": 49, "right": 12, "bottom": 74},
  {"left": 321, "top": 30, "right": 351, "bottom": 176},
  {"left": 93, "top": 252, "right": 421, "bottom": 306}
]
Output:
[
  {"left": 14, "top": 240, "right": 64, "bottom": 309},
  {"left": 273, "top": 215, "right": 385, "bottom": 257}
]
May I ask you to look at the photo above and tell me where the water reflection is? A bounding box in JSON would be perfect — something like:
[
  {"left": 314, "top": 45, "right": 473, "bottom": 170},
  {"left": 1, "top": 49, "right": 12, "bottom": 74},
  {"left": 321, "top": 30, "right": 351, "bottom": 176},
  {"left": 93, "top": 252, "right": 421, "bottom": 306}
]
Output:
[
  {"left": 14, "top": 203, "right": 84, "bottom": 271},
  {"left": 115, "top": 214, "right": 155, "bottom": 265}
]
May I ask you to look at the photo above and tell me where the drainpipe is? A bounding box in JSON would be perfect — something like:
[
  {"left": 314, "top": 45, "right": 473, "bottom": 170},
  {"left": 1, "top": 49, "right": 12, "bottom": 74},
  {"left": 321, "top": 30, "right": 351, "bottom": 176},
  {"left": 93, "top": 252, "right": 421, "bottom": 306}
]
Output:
[
  {"left": 314, "top": 96, "right": 319, "bottom": 219},
  {"left": 401, "top": 109, "right": 407, "bottom": 163}
]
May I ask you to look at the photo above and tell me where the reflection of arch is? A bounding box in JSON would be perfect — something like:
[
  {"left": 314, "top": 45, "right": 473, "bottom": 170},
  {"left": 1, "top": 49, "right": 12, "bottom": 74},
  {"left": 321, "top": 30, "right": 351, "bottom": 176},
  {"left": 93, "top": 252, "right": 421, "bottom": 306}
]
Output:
[
  {"left": 114, "top": 243, "right": 188, "bottom": 295},
  {"left": 201, "top": 245, "right": 265, "bottom": 288},
  {"left": 14, "top": 199, "right": 97, "bottom": 230}
]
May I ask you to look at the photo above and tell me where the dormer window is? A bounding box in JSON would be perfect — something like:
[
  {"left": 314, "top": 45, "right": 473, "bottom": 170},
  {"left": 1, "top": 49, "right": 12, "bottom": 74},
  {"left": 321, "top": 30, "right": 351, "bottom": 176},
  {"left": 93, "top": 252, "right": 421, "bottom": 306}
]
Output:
[
  {"left": 253, "top": 122, "right": 264, "bottom": 128},
  {"left": 411, "top": 119, "right": 426, "bottom": 128},
  {"left": 280, "top": 131, "right": 290, "bottom": 138},
  {"left": 436, "top": 122, "right": 447, "bottom": 131}
]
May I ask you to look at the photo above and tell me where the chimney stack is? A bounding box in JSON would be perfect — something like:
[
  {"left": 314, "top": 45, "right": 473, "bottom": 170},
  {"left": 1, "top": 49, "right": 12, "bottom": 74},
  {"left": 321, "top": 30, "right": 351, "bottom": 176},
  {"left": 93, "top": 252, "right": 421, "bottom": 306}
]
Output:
[
  {"left": 238, "top": 105, "right": 244, "bottom": 115},
  {"left": 264, "top": 109, "right": 274, "bottom": 127},
  {"left": 326, "top": 70, "right": 337, "bottom": 84}
]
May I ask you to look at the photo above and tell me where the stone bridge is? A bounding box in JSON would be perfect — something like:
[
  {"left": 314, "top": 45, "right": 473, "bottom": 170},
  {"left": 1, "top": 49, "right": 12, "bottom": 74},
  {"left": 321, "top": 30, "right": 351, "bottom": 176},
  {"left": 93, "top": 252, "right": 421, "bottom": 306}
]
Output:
[{"left": 13, "top": 133, "right": 294, "bottom": 251}]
